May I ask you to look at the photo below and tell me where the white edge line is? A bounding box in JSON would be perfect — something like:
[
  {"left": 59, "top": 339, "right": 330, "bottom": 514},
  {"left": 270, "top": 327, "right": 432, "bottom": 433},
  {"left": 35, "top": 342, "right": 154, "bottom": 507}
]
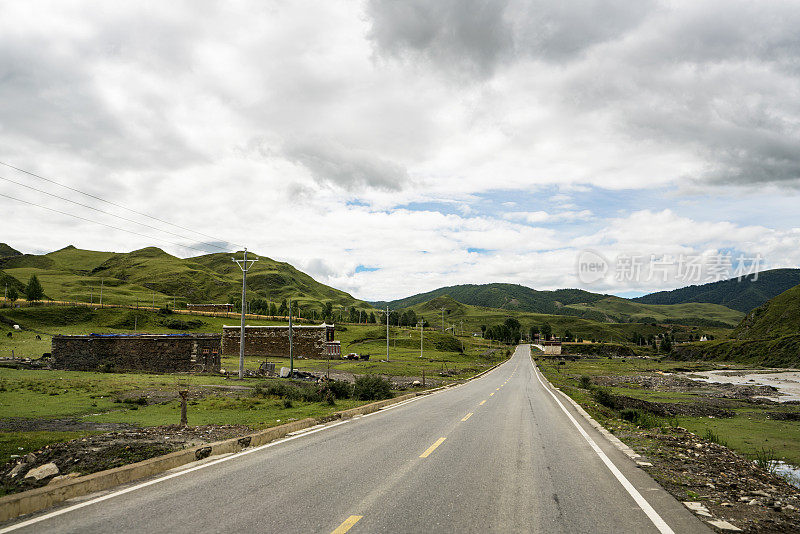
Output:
[
  {"left": 530, "top": 357, "right": 676, "bottom": 534},
  {"left": 1, "top": 360, "right": 511, "bottom": 532}
]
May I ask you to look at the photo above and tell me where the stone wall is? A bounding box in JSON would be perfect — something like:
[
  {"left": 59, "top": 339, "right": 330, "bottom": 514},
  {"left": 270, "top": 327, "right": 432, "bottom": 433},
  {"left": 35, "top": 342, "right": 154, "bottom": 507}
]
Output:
[
  {"left": 52, "top": 334, "right": 222, "bottom": 373},
  {"left": 221, "top": 324, "right": 335, "bottom": 359}
]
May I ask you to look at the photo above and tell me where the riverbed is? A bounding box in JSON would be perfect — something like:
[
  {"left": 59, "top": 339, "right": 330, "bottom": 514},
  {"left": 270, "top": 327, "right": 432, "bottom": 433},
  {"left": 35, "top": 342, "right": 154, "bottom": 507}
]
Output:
[{"left": 686, "top": 369, "right": 800, "bottom": 402}]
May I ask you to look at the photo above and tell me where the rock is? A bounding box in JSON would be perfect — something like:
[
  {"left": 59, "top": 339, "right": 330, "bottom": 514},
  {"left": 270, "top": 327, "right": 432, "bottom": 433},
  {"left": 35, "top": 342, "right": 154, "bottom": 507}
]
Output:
[
  {"left": 24, "top": 463, "right": 59, "bottom": 480},
  {"left": 48, "top": 472, "right": 81, "bottom": 484},
  {"left": 706, "top": 519, "right": 742, "bottom": 531},
  {"left": 195, "top": 446, "right": 212, "bottom": 460},
  {"left": 748, "top": 499, "right": 759, "bottom": 506},
  {"left": 750, "top": 490, "right": 770, "bottom": 498},
  {"left": 721, "top": 502, "right": 733, "bottom": 507},
  {"left": 8, "top": 462, "right": 27, "bottom": 478},
  {"left": 24, "top": 453, "right": 37, "bottom": 463}
]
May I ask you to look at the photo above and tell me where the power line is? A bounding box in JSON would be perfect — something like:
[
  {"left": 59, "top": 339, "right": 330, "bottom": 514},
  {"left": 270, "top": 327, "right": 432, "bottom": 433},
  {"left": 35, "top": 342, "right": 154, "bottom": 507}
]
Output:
[
  {"left": 0, "top": 191, "right": 222, "bottom": 255},
  {"left": 0, "top": 174, "right": 231, "bottom": 251},
  {"left": 0, "top": 160, "right": 243, "bottom": 249}
]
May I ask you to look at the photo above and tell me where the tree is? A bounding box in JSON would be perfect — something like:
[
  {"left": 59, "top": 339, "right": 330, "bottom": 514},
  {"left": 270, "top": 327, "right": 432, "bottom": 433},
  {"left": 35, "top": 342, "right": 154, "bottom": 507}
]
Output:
[
  {"left": 541, "top": 322, "right": 552, "bottom": 341},
  {"left": 529, "top": 325, "right": 539, "bottom": 340},
  {"left": 278, "top": 299, "right": 288, "bottom": 316},
  {"left": 7, "top": 286, "right": 18, "bottom": 303},
  {"left": 321, "top": 302, "right": 334, "bottom": 322},
  {"left": 25, "top": 274, "right": 44, "bottom": 302},
  {"left": 504, "top": 317, "right": 521, "bottom": 331},
  {"left": 661, "top": 335, "right": 672, "bottom": 352},
  {"left": 563, "top": 329, "right": 573, "bottom": 342},
  {"left": 368, "top": 311, "right": 376, "bottom": 323},
  {"left": 480, "top": 324, "right": 487, "bottom": 336}
]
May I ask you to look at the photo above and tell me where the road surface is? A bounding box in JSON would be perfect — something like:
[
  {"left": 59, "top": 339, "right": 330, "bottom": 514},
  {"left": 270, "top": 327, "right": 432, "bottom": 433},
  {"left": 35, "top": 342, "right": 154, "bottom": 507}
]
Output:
[{"left": 2, "top": 345, "right": 709, "bottom": 533}]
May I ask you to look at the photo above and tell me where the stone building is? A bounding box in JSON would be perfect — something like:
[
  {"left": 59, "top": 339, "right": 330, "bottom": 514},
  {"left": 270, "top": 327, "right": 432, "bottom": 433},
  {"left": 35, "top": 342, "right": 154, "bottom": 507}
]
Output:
[
  {"left": 221, "top": 324, "right": 339, "bottom": 359},
  {"left": 187, "top": 303, "right": 234, "bottom": 313},
  {"left": 52, "top": 333, "right": 222, "bottom": 373}
]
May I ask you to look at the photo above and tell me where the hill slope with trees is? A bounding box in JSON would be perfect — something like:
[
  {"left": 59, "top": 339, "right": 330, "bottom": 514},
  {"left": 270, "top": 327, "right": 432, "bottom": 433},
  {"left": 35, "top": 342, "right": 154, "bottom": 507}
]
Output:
[{"left": 633, "top": 269, "right": 800, "bottom": 312}]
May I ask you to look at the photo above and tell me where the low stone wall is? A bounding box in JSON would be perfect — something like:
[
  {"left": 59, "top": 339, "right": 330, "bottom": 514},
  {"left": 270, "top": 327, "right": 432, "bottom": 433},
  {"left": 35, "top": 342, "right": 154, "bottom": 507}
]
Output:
[
  {"left": 221, "top": 324, "right": 334, "bottom": 359},
  {"left": 52, "top": 334, "right": 221, "bottom": 373}
]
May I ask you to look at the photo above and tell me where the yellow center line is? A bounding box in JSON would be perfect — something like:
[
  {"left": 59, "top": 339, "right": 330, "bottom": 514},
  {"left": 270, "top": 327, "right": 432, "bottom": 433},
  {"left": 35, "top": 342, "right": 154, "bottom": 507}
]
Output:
[
  {"left": 461, "top": 412, "right": 473, "bottom": 422},
  {"left": 420, "top": 437, "right": 446, "bottom": 458},
  {"left": 479, "top": 400, "right": 486, "bottom": 405},
  {"left": 332, "top": 515, "right": 363, "bottom": 534},
  {"left": 489, "top": 392, "right": 495, "bottom": 396}
]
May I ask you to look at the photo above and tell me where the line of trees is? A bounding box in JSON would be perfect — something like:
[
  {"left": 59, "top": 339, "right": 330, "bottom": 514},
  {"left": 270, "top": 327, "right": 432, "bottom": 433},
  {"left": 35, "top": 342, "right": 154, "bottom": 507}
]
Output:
[{"left": 3, "top": 274, "right": 43, "bottom": 304}]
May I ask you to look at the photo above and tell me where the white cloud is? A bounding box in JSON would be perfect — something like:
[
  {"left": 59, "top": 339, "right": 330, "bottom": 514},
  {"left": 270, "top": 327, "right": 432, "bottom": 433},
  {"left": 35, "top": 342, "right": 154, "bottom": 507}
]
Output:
[{"left": 1, "top": 1, "right": 799, "bottom": 302}]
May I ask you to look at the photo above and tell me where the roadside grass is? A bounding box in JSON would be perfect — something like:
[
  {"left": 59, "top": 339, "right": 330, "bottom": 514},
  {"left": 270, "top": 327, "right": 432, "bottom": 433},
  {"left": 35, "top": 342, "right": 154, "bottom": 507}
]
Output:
[
  {"left": 84, "top": 397, "right": 366, "bottom": 429},
  {"left": 536, "top": 357, "right": 800, "bottom": 466}
]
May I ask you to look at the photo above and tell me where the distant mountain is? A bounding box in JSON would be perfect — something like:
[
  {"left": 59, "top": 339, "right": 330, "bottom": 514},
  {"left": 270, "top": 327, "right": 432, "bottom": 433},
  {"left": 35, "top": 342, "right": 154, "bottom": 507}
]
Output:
[
  {"left": 375, "top": 282, "right": 745, "bottom": 326},
  {"left": 0, "top": 243, "right": 21, "bottom": 259},
  {"left": 633, "top": 269, "right": 800, "bottom": 312},
  {"left": 0, "top": 245, "right": 370, "bottom": 310},
  {"left": 733, "top": 283, "right": 800, "bottom": 340},
  {"left": 372, "top": 283, "right": 608, "bottom": 316}
]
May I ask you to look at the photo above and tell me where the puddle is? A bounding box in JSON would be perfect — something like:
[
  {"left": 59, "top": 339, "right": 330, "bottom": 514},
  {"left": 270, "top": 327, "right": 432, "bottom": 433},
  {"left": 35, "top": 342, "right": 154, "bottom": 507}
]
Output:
[
  {"left": 772, "top": 461, "right": 800, "bottom": 489},
  {"left": 685, "top": 370, "right": 800, "bottom": 402}
]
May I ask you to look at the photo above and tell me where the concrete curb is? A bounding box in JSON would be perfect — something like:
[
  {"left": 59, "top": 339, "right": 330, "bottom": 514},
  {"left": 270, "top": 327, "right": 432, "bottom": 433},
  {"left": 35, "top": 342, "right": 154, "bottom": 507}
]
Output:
[
  {"left": 532, "top": 360, "right": 643, "bottom": 463},
  {"left": 0, "top": 357, "right": 508, "bottom": 523}
]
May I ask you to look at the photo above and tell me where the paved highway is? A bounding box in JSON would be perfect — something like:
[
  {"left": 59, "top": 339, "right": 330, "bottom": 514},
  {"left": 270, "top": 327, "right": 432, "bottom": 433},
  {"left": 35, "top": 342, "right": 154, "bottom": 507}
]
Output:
[{"left": 3, "top": 345, "right": 710, "bottom": 533}]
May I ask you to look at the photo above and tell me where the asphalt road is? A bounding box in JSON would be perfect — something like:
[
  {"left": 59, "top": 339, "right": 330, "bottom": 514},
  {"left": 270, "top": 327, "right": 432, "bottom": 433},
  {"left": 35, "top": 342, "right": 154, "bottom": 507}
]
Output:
[{"left": 3, "top": 345, "right": 710, "bottom": 533}]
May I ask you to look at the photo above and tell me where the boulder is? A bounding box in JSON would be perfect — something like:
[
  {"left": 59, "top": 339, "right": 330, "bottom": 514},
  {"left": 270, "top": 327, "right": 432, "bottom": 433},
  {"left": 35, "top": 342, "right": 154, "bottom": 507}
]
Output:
[{"left": 24, "top": 462, "right": 59, "bottom": 480}]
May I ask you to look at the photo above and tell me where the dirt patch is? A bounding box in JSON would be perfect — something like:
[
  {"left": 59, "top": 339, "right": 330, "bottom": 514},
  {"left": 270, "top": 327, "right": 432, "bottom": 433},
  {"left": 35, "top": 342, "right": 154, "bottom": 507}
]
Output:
[
  {"left": 0, "top": 424, "right": 252, "bottom": 497},
  {"left": 624, "top": 426, "right": 800, "bottom": 533},
  {"left": 613, "top": 394, "right": 735, "bottom": 418}
]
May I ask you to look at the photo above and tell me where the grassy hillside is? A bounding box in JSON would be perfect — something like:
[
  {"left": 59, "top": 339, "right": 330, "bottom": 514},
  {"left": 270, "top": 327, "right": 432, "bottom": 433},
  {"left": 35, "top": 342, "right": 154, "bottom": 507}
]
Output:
[
  {"left": 377, "top": 282, "right": 744, "bottom": 326},
  {"left": 0, "top": 244, "right": 20, "bottom": 259},
  {"left": 565, "top": 296, "right": 744, "bottom": 326},
  {"left": 0, "top": 245, "right": 371, "bottom": 312},
  {"left": 733, "top": 283, "right": 800, "bottom": 340},
  {"left": 633, "top": 268, "right": 800, "bottom": 312},
  {"left": 373, "top": 283, "right": 608, "bottom": 317},
  {"left": 401, "top": 295, "right": 725, "bottom": 343},
  {"left": 672, "top": 336, "right": 800, "bottom": 368}
]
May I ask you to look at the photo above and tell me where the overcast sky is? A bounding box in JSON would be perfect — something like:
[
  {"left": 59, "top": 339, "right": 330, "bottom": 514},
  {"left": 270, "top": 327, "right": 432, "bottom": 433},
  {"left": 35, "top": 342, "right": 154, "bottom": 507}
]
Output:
[{"left": 2, "top": 0, "right": 800, "bottom": 301}]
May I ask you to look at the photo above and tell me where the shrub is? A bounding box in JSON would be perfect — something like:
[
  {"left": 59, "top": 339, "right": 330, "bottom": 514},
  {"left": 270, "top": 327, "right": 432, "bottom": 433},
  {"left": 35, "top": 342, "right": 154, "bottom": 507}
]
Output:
[
  {"left": 353, "top": 375, "right": 393, "bottom": 401},
  {"left": 579, "top": 375, "right": 593, "bottom": 389},
  {"left": 323, "top": 379, "right": 352, "bottom": 400},
  {"left": 282, "top": 398, "right": 293, "bottom": 409},
  {"left": 592, "top": 388, "right": 617, "bottom": 409},
  {"left": 620, "top": 408, "right": 661, "bottom": 429},
  {"left": 752, "top": 447, "right": 778, "bottom": 475},
  {"left": 703, "top": 428, "right": 728, "bottom": 447}
]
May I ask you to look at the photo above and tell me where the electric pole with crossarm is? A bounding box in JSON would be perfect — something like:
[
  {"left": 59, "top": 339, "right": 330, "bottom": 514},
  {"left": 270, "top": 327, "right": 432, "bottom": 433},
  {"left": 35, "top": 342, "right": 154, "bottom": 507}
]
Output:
[{"left": 233, "top": 248, "right": 258, "bottom": 379}]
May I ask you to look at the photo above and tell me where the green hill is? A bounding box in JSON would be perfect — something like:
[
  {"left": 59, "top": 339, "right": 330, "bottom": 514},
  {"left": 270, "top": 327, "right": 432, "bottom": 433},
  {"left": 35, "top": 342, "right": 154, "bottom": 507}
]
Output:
[
  {"left": 733, "top": 283, "right": 800, "bottom": 340},
  {"left": 0, "top": 244, "right": 21, "bottom": 259},
  {"left": 633, "top": 268, "right": 800, "bottom": 312},
  {"left": 0, "top": 245, "right": 370, "bottom": 311},
  {"left": 373, "top": 283, "right": 608, "bottom": 317},
  {"left": 375, "top": 282, "right": 743, "bottom": 326},
  {"left": 399, "top": 295, "right": 721, "bottom": 344},
  {"left": 565, "top": 296, "right": 744, "bottom": 327}
]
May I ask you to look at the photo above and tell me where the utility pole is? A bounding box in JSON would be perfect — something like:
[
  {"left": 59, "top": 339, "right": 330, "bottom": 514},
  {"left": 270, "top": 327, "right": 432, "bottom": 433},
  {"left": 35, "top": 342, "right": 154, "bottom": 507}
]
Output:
[
  {"left": 233, "top": 248, "right": 258, "bottom": 379},
  {"left": 386, "top": 306, "right": 390, "bottom": 362},
  {"left": 99, "top": 279, "right": 104, "bottom": 308},
  {"left": 289, "top": 299, "right": 294, "bottom": 377},
  {"left": 90, "top": 287, "right": 93, "bottom": 305},
  {"left": 152, "top": 290, "right": 155, "bottom": 310},
  {"left": 418, "top": 321, "right": 424, "bottom": 358},
  {"left": 441, "top": 307, "right": 446, "bottom": 332}
]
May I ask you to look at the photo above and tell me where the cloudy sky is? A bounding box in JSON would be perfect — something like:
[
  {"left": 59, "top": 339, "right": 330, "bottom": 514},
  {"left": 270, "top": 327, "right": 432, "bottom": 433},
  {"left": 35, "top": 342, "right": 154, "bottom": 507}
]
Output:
[{"left": 2, "top": 0, "right": 800, "bottom": 301}]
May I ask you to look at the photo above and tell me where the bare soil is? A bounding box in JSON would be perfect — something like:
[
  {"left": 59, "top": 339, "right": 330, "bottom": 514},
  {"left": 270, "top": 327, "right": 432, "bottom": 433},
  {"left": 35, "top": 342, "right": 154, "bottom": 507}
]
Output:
[{"left": 1, "top": 424, "right": 252, "bottom": 497}]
